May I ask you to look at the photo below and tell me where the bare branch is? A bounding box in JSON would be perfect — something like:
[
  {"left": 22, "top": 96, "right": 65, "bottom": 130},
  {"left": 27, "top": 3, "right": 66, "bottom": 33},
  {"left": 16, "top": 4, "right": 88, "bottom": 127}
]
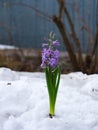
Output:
[
  {"left": 4, "top": 2, "right": 52, "bottom": 22},
  {"left": 63, "top": 5, "right": 83, "bottom": 68},
  {"left": 57, "top": 0, "right": 65, "bottom": 20},
  {"left": 91, "top": 25, "right": 98, "bottom": 56},
  {"left": 53, "top": 16, "right": 80, "bottom": 71}
]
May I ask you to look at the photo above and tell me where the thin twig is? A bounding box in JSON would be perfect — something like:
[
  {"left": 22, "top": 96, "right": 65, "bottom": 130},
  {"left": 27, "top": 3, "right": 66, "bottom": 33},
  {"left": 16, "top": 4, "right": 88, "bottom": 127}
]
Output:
[
  {"left": 4, "top": 2, "right": 52, "bottom": 22},
  {"left": 53, "top": 16, "right": 80, "bottom": 71}
]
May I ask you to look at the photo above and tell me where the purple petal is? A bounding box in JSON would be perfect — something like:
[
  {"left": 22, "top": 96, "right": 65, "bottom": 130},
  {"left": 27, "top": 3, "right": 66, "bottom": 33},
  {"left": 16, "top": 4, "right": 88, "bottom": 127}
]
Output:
[{"left": 53, "top": 40, "right": 60, "bottom": 46}]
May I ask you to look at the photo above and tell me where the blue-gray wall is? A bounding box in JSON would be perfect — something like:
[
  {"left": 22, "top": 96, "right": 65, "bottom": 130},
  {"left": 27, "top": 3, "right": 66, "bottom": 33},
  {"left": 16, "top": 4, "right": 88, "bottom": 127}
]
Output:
[{"left": 0, "top": 0, "right": 98, "bottom": 51}]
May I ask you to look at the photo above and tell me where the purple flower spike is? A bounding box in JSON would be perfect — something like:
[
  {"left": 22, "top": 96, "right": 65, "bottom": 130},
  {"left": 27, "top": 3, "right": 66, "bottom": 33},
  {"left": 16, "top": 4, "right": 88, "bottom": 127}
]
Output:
[
  {"left": 41, "top": 48, "right": 60, "bottom": 69},
  {"left": 53, "top": 40, "right": 60, "bottom": 46},
  {"left": 41, "top": 35, "right": 60, "bottom": 69}
]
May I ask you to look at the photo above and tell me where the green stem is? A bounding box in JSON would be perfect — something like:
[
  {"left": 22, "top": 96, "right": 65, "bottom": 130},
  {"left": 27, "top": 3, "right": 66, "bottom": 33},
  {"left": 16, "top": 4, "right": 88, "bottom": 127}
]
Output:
[{"left": 49, "top": 98, "right": 55, "bottom": 116}]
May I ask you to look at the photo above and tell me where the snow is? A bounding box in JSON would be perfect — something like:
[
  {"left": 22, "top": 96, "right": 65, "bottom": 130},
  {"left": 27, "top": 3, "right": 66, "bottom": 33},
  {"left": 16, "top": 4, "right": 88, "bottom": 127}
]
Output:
[
  {"left": 0, "top": 67, "right": 98, "bottom": 130},
  {"left": 0, "top": 44, "right": 17, "bottom": 49}
]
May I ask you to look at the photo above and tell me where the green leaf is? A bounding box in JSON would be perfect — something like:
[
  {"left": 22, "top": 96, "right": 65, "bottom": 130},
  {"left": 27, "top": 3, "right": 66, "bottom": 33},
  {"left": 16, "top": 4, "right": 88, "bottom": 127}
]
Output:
[
  {"left": 54, "top": 67, "right": 61, "bottom": 106},
  {"left": 52, "top": 67, "right": 58, "bottom": 87},
  {"left": 45, "top": 67, "right": 54, "bottom": 101},
  {"left": 45, "top": 66, "right": 61, "bottom": 116}
]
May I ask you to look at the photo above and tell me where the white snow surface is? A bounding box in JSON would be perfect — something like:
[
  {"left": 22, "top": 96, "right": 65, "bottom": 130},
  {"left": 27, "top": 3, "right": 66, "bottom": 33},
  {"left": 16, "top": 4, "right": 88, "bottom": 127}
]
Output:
[
  {"left": 0, "top": 67, "right": 98, "bottom": 130},
  {"left": 0, "top": 44, "right": 17, "bottom": 49}
]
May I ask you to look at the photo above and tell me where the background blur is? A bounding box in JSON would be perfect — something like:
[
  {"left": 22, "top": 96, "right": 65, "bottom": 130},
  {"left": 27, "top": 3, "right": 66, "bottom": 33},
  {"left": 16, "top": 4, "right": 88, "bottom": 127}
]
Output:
[{"left": 0, "top": 0, "right": 98, "bottom": 51}]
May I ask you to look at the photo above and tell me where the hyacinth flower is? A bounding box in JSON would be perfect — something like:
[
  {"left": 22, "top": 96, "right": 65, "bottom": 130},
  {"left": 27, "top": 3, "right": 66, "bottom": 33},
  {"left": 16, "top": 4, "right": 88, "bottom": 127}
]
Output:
[{"left": 41, "top": 32, "right": 61, "bottom": 118}]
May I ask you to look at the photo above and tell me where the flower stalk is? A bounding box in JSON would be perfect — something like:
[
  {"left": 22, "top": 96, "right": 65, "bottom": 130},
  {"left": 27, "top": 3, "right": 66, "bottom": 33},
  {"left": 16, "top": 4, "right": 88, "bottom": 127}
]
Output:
[{"left": 41, "top": 32, "right": 61, "bottom": 118}]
